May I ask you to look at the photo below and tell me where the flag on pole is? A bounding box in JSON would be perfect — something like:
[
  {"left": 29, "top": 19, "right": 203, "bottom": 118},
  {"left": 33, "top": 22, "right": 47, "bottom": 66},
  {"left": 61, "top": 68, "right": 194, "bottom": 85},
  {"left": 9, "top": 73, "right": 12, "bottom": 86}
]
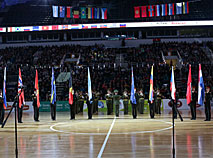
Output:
[
  {"left": 52, "top": 6, "right": 58, "bottom": 18},
  {"left": 170, "top": 66, "right": 176, "bottom": 100},
  {"left": 141, "top": 6, "right": 147, "bottom": 17},
  {"left": 149, "top": 66, "right": 154, "bottom": 103},
  {"left": 18, "top": 68, "right": 25, "bottom": 108},
  {"left": 69, "top": 71, "right": 73, "bottom": 105},
  {"left": 51, "top": 67, "right": 56, "bottom": 104},
  {"left": 134, "top": 6, "right": 140, "bottom": 18},
  {"left": 186, "top": 64, "right": 192, "bottom": 105},
  {"left": 130, "top": 67, "right": 137, "bottom": 104},
  {"left": 198, "top": 64, "right": 205, "bottom": 106},
  {"left": 35, "top": 69, "right": 40, "bottom": 108},
  {"left": 94, "top": 8, "right": 100, "bottom": 19},
  {"left": 67, "top": 6, "right": 73, "bottom": 18},
  {"left": 161, "top": 4, "right": 167, "bottom": 16},
  {"left": 88, "top": 67, "right": 92, "bottom": 103},
  {"left": 73, "top": 10, "right": 79, "bottom": 19},
  {"left": 3, "top": 67, "right": 7, "bottom": 109},
  {"left": 183, "top": 2, "right": 189, "bottom": 14}
]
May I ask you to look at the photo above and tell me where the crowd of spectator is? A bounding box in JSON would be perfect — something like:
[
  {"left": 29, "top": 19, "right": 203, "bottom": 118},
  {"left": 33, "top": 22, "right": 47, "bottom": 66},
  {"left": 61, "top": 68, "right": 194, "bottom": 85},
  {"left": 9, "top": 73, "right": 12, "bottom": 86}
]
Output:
[{"left": 0, "top": 42, "right": 212, "bottom": 102}]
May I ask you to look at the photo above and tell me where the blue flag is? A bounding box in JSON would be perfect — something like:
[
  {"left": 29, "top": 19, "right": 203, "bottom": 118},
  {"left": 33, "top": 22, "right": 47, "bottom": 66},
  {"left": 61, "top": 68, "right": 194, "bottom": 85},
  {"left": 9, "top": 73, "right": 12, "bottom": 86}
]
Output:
[
  {"left": 176, "top": 3, "right": 182, "bottom": 15},
  {"left": 130, "top": 67, "right": 137, "bottom": 104},
  {"left": 59, "top": 6, "right": 65, "bottom": 18},
  {"left": 51, "top": 67, "right": 56, "bottom": 104},
  {"left": 198, "top": 64, "right": 205, "bottom": 106},
  {"left": 88, "top": 67, "right": 92, "bottom": 103}
]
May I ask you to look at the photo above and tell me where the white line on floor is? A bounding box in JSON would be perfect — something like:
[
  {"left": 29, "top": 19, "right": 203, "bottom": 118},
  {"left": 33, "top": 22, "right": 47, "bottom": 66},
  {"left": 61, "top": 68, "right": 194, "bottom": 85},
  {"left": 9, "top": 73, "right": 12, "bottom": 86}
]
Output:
[{"left": 97, "top": 117, "right": 116, "bottom": 158}]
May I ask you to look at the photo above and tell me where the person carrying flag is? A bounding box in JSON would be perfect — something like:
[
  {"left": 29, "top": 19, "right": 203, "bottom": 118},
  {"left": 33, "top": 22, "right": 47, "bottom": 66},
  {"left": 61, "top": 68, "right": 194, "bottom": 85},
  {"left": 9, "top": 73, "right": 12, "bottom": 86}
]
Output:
[
  {"left": 113, "top": 89, "right": 121, "bottom": 117},
  {"left": 190, "top": 86, "right": 197, "bottom": 120},
  {"left": 50, "top": 67, "right": 56, "bottom": 121},
  {"left": 18, "top": 68, "right": 25, "bottom": 123},
  {"left": 130, "top": 67, "right": 137, "bottom": 119},
  {"left": 149, "top": 66, "right": 155, "bottom": 119},
  {"left": 69, "top": 71, "right": 77, "bottom": 120},
  {"left": 0, "top": 89, "right": 4, "bottom": 124},
  {"left": 32, "top": 69, "right": 40, "bottom": 122}
]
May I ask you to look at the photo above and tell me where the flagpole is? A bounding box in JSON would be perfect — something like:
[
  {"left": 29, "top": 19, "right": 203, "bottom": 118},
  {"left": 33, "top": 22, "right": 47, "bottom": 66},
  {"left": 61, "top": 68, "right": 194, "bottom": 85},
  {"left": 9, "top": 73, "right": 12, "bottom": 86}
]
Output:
[{"left": 172, "top": 99, "right": 175, "bottom": 158}]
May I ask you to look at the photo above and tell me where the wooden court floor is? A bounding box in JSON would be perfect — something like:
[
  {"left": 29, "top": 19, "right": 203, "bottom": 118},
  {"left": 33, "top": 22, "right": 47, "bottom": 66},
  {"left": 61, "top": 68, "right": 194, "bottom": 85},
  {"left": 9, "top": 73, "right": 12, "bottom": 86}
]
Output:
[{"left": 0, "top": 110, "right": 213, "bottom": 158}]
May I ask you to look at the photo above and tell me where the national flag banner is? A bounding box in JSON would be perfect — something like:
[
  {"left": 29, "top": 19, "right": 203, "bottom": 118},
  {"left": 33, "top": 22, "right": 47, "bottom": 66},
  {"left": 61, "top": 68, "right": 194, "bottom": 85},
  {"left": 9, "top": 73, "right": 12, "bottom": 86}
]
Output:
[
  {"left": 23, "top": 26, "right": 32, "bottom": 31},
  {"left": 81, "top": 7, "right": 86, "bottom": 19},
  {"left": 67, "top": 6, "right": 73, "bottom": 18},
  {"left": 130, "top": 67, "right": 137, "bottom": 104},
  {"left": 3, "top": 67, "right": 7, "bottom": 109},
  {"left": 82, "top": 25, "right": 89, "bottom": 29},
  {"left": 101, "top": 8, "right": 107, "bottom": 19},
  {"left": 134, "top": 6, "right": 140, "bottom": 18},
  {"left": 42, "top": 26, "right": 49, "bottom": 31},
  {"left": 88, "top": 67, "right": 92, "bottom": 103},
  {"left": 94, "top": 8, "right": 100, "bottom": 19},
  {"left": 73, "top": 10, "right": 79, "bottom": 19},
  {"left": 148, "top": 5, "right": 154, "bottom": 17},
  {"left": 0, "top": 27, "right": 6, "bottom": 32},
  {"left": 149, "top": 66, "right": 154, "bottom": 103},
  {"left": 161, "top": 4, "right": 168, "bottom": 16},
  {"left": 170, "top": 66, "right": 176, "bottom": 100},
  {"left": 51, "top": 67, "right": 56, "bottom": 104},
  {"left": 155, "top": 5, "right": 160, "bottom": 17},
  {"left": 59, "top": 6, "right": 65, "bottom": 18},
  {"left": 18, "top": 68, "right": 25, "bottom": 108},
  {"left": 176, "top": 3, "right": 182, "bottom": 15},
  {"left": 35, "top": 69, "right": 40, "bottom": 108},
  {"left": 88, "top": 7, "right": 94, "bottom": 19},
  {"left": 141, "top": 6, "right": 147, "bottom": 17},
  {"left": 100, "top": 24, "right": 107, "bottom": 28},
  {"left": 8, "top": 27, "right": 13, "bottom": 32},
  {"left": 52, "top": 6, "right": 58, "bottom": 18},
  {"left": 69, "top": 71, "right": 73, "bottom": 105},
  {"left": 91, "top": 24, "right": 97, "bottom": 29},
  {"left": 198, "top": 64, "right": 205, "bottom": 106},
  {"left": 168, "top": 3, "right": 175, "bottom": 15},
  {"left": 62, "top": 25, "right": 68, "bottom": 30},
  {"left": 33, "top": 26, "right": 40, "bottom": 31},
  {"left": 52, "top": 25, "right": 59, "bottom": 30},
  {"left": 15, "top": 27, "right": 22, "bottom": 32},
  {"left": 186, "top": 64, "right": 192, "bottom": 105},
  {"left": 183, "top": 2, "right": 189, "bottom": 14},
  {"left": 120, "top": 24, "right": 126, "bottom": 28},
  {"left": 71, "top": 24, "right": 80, "bottom": 29}
]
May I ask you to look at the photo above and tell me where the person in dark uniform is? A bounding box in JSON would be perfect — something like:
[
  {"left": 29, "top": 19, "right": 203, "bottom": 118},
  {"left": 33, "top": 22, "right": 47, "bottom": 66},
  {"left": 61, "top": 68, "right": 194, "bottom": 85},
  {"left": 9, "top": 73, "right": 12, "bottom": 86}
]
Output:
[
  {"left": 105, "top": 89, "right": 113, "bottom": 115},
  {"left": 190, "top": 86, "right": 197, "bottom": 120},
  {"left": 154, "top": 89, "right": 158, "bottom": 114},
  {"left": 173, "top": 89, "right": 180, "bottom": 119},
  {"left": 0, "top": 90, "right": 4, "bottom": 125},
  {"left": 93, "top": 91, "right": 99, "bottom": 114},
  {"left": 122, "top": 89, "right": 129, "bottom": 115},
  {"left": 50, "top": 93, "right": 56, "bottom": 121},
  {"left": 32, "top": 89, "right": 39, "bottom": 122},
  {"left": 131, "top": 88, "right": 138, "bottom": 119},
  {"left": 70, "top": 90, "right": 77, "bottom": 120},
  {"left": 75, "top": 91, "right": 79, "bottom": 114},
  {"left": 18, "top": 93, "right": 24, "bottom": 123},
  {"left": 156, "top": 89, "right": 162, "bottom": 114},
  {"left": 86, "top": 93, "right": 93, "bottom": 119},
  {"left": 113, "top": 90, "right": 120, "bottom": 117},
  {"left": 204, "top": 86, "right": 212, "bottom": 121},
  {"left": 78, "top": 91, "right": 84, "bottom": 113},
  {"left": 138, "top": 89, "right": 145, "bottom": 114},
  {"left": 148, "top": 99, "right": 155, "bottom": 119}
]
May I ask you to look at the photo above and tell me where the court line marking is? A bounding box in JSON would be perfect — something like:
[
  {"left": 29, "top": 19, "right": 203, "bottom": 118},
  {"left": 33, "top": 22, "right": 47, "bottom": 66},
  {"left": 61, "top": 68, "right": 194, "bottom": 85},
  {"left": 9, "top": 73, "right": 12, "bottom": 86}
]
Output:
[
  {"left": 50, "top": 119, "right": 174, "bottom": 135},
  {"left": 97, "top": 117, "right": 116, "bottom": 158}
]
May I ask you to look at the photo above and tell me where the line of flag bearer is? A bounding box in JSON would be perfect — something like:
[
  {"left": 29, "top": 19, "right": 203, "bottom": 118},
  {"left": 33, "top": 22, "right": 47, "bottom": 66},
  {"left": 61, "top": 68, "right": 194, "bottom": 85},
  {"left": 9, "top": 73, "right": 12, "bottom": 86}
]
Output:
[{"left": 0, "top": 64, "right": 212, "bottom": 124}]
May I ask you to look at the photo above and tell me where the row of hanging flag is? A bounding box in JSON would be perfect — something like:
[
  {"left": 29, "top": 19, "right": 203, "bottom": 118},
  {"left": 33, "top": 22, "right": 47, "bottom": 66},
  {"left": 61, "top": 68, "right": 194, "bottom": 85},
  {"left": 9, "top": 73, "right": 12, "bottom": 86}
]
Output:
[
  {"left": 52, "top": 6, "right": 107, "bottom": 19},
  {"left": 134, "top": 2, "right": 189, "bottom": 18}
]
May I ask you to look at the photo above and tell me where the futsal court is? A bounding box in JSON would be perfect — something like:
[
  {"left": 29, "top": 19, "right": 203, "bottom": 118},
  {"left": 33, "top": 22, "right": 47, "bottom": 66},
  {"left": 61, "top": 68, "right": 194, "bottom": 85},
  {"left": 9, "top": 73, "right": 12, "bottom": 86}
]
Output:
[{"left": 0, "top": 110, "right": 213, "bottom": 158}]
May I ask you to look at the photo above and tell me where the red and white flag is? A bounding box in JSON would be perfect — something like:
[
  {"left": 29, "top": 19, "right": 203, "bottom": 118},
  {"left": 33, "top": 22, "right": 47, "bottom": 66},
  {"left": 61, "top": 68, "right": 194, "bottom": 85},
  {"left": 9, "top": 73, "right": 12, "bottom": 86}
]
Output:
[{"left": 186, "top": 64, "right": 192, "bottom": 104}]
